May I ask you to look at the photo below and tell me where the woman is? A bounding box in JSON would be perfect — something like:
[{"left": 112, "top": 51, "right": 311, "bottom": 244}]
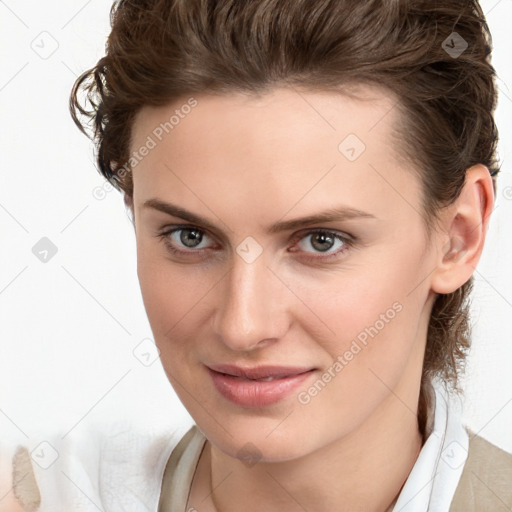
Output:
[{"left": 8, "top": 0, "right": 512, "bottom": 511}]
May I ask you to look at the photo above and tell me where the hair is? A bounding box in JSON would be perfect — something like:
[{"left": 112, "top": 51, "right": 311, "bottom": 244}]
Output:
[{"left": 70, "top": 0, "right": 500, "bottom": 438}]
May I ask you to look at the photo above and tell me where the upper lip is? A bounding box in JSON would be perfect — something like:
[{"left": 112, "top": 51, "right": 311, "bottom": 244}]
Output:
[{"left": 207, "top": 363, "right": 315, "bottom": 380}]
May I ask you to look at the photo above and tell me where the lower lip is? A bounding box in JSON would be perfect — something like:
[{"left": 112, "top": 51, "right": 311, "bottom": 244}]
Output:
[{"left": 207, "top": 367, "right": 316, "bottom": 408}]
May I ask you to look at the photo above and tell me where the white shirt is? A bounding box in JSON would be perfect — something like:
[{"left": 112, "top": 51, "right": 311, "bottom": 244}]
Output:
[
  {"left": 7, "top": 377, "right": 468, "bottom": 511},
  {"left": 392, "top": 377, "right": 469, "bottom": 511}
]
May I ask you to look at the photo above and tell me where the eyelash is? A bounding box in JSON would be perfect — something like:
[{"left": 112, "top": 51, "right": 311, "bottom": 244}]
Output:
[{"left": 156, "top": 225, "right": 355, "bottom": 262}]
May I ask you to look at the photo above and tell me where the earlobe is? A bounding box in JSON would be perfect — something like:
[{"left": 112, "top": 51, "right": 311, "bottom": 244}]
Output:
[{"left": 430, "top": 164, "right": 495, "bottom": 295}]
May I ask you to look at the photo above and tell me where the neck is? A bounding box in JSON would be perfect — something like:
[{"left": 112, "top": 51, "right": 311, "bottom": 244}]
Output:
[{"left": 207, "top": 387, "right": 424, "bottom": 512}]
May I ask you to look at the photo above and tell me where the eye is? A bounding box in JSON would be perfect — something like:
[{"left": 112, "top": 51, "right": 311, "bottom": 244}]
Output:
[
  {"left": 290, "top": 229, "right": 353, "bottom": 259},
  {"left": 157, "top": 225, "right": 215, "bottom": 256},
  {"left": 156, "top": 225, "right": 354, "bottom": 262}
]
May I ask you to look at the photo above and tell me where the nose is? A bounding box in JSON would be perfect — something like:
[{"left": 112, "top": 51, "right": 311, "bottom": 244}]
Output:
[{"left": 212, "top": 250, "right": 290, "bottom": 352}]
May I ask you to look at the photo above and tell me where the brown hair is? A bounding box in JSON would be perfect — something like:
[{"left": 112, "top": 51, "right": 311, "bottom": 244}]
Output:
[{"left": 70, "top": 0, "right": 500, "bottom": 435}]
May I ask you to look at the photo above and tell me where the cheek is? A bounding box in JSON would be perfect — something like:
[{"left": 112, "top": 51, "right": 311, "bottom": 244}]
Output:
[
  {"left": 136, "top": 252, "right": 215, "bottom": 406},
  {"left": 287, "top": 262, "right": 426, "bottom": 443},
  {"left": 136, "top": 243, "right": 213, "bottom": 344},
  {"left": 290, "top": 243, "right": 428, "bottom": 378},
  {"left": 296, "top": 279, "right": 418, "bottom": 379}
]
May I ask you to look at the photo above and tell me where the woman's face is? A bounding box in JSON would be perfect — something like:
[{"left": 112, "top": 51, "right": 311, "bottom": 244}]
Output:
[{"left": 130, "top": 86, "right": 441, "bottom": 460}]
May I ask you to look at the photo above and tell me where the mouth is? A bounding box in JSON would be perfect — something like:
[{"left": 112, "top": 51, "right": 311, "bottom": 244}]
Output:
[
  {"left": 207, "top": 363, "right": 316, "bottom": 380},
  {"left": 206, "top": 364, "right": 317, "bottom": 408}
]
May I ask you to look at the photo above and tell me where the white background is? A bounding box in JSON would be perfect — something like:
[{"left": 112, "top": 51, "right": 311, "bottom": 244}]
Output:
[{"left": 1, "top": 0, "right": 511, "bottom": 455}]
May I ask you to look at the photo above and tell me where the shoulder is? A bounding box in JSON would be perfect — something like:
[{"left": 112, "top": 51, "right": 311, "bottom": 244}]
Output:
[
  {"left": 5, "top": 418, "right": 190, "bottom": 512},
  {"left": 450, "top": 428, "right": 512, "bottom": 512}
]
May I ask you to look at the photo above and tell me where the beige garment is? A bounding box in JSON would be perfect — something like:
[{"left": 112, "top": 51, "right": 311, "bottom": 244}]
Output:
[
  {"left": 450, "top": 429, "right": 512, "bottom": 512},
  {"left": 157, "top": 424, "right": 512, "bottom": 512},
  {"left": 9, "top": 446, "right": 42, "bottom": 512},
  {"left": 157, "top": 424, "right": 207, "bottom": 511}
]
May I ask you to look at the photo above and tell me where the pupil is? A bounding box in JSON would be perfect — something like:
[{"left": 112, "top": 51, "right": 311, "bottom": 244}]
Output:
[
  {"left": 180, "top": 229, "right": 203, "bottom": 248},
  {"left": 311, "top": 233, "right": 334, "bottom": 252}
]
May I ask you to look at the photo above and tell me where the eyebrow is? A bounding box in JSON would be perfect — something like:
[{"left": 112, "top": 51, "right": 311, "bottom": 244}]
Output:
[{"left": 143, "top": 198, "right": 377, "bottom": 234}]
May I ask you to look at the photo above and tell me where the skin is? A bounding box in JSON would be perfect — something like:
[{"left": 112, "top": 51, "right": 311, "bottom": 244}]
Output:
[{"left": 126, "top": 86, "right": 494, "bottom": 512}]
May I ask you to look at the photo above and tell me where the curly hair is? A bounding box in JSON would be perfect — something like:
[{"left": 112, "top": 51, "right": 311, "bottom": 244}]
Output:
[{"left": 69, "top": 0, "right": 500, "bottom": 437}]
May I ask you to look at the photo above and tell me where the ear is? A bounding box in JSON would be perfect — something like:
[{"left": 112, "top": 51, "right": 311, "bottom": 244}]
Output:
[
  {"left": 124, "top": 193, "right": 135, "bottom": 230},
  {"left": 430, "top": 164, "right": 495, "bottom": 294}
]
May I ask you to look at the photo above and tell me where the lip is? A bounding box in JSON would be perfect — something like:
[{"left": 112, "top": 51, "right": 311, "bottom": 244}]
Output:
[
  {"left": 207, "top": 363, "right": 315, "bottom": 380},
  {"left": 206, "top": 364, "right": 316, "bottom": 408}
]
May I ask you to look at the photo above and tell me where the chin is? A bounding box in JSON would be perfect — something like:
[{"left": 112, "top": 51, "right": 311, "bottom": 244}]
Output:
[{"left": 198, "top": 414, "right": 324, "bottom": 463}]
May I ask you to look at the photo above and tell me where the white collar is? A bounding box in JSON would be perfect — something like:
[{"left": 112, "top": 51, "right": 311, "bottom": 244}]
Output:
[{"left": 392, "top": 377, "right": 469, "bottom": 511}]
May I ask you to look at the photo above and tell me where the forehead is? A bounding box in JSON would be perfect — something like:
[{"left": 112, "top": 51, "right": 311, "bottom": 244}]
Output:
[
  {"left": 129, "top": 85, "right": 407, "bottom": 184},
  {"left": 129, "top": 85, "right": 421, "bottom": 231},
  {"left": 131, "top": 84, "right": 402, "bottom": 157}
]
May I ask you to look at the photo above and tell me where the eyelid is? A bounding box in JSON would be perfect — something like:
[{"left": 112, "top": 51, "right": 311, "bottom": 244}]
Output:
[
  {"left": 287, "top": 228, "right": 354, "bottom": 258},
  {"left": 158, "top": 224, "right": 218, "bottom": 248},
  {"left": 158, "top": 225, "right": 353, "bottom": 246},
  {"left": 289, "top": 227, "right": 355, "bottom": 244}
]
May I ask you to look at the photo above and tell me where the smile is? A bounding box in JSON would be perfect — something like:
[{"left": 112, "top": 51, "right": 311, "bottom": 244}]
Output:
[{"left": 206, "top": 366, "right": 317, "bottom": 408}]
